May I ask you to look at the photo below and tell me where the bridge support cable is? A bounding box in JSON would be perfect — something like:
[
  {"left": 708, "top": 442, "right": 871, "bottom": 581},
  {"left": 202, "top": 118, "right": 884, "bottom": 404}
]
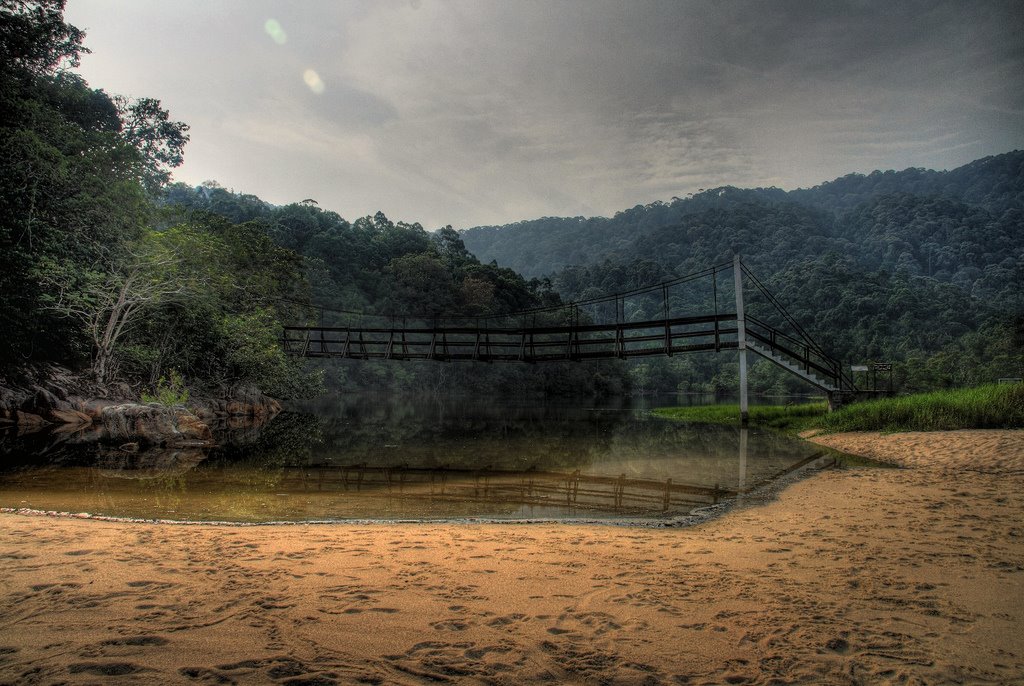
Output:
[{"left": 739, "top": 265, "right": 821, "bottom": 353}]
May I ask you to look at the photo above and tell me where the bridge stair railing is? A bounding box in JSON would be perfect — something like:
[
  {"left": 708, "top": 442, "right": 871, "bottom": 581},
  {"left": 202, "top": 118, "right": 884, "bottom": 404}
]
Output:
[{"left": 744, "top": 316, "right": 841, "bottom": 392}]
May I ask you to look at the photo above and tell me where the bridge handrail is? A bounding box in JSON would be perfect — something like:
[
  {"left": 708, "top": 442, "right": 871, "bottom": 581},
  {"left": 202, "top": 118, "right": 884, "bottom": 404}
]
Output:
[
  {"left": 282, "top": 312, "right": 739, "bottom": 338},
  {"left": 740, "top": 265, "right": 857, "bottom": 390},
  {"left": 745, "top": 323, "right": 841, "bottom": 384},
  {"left": 745, "top": 315, "right": 837, "bottom": 365},
  {"left": 745, "top": 315, "right": 856, "bottom": 390}
]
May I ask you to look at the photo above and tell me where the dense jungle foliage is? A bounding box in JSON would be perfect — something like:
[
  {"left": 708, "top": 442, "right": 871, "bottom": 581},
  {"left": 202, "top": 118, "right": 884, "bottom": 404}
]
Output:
[
  {"left": 0, "top": 0, "right": 326, "bottom": 398},
  {"left": 159, "top": 186, "right": 629, "bottom": 396},
  {"left": 462, "top": 153, "right": 1024, "bottom": 393},
  {"left": 0, "top": 1, "right": 626, "bottom": 398}
]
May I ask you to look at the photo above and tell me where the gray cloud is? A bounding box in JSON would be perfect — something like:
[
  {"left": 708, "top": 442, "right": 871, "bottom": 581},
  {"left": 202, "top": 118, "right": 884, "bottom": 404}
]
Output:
[{"left": 65, "top": 0, "right": 1024, "bottom": 228}]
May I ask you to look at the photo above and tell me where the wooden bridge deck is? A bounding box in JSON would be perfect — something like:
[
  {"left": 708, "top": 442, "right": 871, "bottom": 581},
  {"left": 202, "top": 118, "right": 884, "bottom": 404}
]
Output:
[
  {"left": 283, "top": 313, "right": 741, "bottom": 363},
  {"left": 280, "top": 258, "right": 858, "bottom": 394}
]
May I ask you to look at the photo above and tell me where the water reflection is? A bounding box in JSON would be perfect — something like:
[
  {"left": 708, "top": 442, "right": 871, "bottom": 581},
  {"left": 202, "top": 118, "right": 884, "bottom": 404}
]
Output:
[{"left": 0, "top": 395, "right": 830, "bottom": 522}]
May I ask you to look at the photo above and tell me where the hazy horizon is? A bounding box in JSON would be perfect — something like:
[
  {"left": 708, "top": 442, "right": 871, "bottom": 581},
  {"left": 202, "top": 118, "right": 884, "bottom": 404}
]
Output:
[{"left": 65, "top": 0, "right": 1024, "bottom": 229}]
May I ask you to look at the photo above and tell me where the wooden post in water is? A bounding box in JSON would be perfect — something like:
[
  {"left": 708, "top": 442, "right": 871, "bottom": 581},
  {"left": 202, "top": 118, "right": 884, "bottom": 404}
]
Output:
[{"left": 733, "top": 255, "right": 749, "bottom": 425}]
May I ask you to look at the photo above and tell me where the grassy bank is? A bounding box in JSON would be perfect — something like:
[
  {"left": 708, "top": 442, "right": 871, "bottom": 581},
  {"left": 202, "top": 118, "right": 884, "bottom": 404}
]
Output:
[
  {"left": 653, "top": 384, "right": 1024, "bottom": 434},
  {"left": 652, "top": 402, "right": 827, "bottom": 433},
  {"left": 821, "top": 383, "right": 1024, "bottom": 433}
]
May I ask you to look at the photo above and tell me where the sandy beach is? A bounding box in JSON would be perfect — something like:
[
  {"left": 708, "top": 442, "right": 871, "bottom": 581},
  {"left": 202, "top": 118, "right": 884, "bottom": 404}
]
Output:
[{"left": 1, "top": 430, "right": 1022, "bottom": 685}]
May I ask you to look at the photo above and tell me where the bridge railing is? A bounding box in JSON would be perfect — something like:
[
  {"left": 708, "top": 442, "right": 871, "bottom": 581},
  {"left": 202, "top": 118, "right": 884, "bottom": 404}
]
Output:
[
  {"left": 744, "top": 315, "right": 846, "bottom": 388},
  {"left": 281, "top": 313, "right": 741, "bottom": 363}
]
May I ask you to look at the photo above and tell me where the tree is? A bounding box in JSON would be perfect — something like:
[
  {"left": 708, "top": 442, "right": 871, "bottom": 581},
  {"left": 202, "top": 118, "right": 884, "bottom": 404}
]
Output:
[
  {"left": 384, "top": 253, "right": 456, "bottom": 316},
  {"left": 114, "top": 95, "right": 190, "bottom": 194},
  {"left": 0, "top": 0, "right": 86, "bottom": 76},
  {"left": 0, "top": 0, "right": 194, "bottom": 366},
  {"left": 36, "top": 227, "right": 220, "bottom": 383}
]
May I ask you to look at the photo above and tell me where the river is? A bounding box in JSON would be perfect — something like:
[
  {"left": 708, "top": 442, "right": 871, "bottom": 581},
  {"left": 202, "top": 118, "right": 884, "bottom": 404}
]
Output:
[{"left": 0, "top": 394, "right": 832, "bottom": 522}]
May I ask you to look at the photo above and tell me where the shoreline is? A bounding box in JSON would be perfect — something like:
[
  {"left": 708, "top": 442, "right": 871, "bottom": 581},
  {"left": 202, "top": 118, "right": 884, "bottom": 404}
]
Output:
[
  {"left": 0, "top": 447, "right": 844, "bottom": 529},
  {"left": 1, "top": 430, "right": 1021, "bottom": 684}
]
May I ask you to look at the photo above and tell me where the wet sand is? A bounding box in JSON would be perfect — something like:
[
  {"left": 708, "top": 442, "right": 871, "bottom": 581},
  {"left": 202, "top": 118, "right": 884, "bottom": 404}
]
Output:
[{"left": 1, "top": 430, "right": 1022, "bottom": 685}]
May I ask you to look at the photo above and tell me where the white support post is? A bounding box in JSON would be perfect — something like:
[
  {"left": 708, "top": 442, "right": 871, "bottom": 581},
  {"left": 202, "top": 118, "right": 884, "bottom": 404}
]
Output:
[{"left": 733, "top": 255, "right": 749, "bottom": 425}]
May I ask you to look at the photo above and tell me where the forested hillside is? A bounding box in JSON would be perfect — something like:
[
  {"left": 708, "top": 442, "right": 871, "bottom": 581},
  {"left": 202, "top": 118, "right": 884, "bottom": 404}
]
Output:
[
  {"left": 160, "top": 185, "right": 629, "bottom": 396},
  {"left": 462, "top": 153, "right": 1024, "bottom": 392},
  {"left": 0, "top": 1, "right": 326, "bottom": 399}
]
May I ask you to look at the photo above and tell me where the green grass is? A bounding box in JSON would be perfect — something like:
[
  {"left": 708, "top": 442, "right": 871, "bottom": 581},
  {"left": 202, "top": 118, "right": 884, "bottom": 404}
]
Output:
[
  {"left": 820, "top": 383, "right": 1024, "bottom": 433},
  {"left": 653, "top": 384, "right": 1024, "bottom": 434},
  {"left": 652, "top": 402, "right": 827, "bottom": 433}
]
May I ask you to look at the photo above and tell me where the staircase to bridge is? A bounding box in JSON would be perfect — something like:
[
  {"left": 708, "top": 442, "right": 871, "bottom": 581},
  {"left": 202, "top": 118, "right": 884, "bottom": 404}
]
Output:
[{"left": 282, "top": 257, "right": 859, "bottom": 418}]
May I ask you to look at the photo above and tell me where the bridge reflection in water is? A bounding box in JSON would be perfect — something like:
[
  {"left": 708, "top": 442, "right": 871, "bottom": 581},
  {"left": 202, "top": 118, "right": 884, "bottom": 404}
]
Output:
[{"left": 251, "top": 431, "right": 833, "bottom": 518}]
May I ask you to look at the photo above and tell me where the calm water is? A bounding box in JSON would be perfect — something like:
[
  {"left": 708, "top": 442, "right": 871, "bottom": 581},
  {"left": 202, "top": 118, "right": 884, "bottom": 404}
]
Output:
[{"left": 0, "top": 395, "right": 831, "bottom": 522}]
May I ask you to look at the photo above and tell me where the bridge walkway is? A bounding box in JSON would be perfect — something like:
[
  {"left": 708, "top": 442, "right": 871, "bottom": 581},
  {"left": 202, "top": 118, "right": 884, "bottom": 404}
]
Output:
[{"left": 281, "top": 257, "right": 858, "bottom": 401}]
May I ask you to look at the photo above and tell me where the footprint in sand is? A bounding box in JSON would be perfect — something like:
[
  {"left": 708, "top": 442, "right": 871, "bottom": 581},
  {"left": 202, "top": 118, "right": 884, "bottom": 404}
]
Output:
[
  {"left": 100, "top": 635, "right": 169, "bottom": 647},
  {"left": 486, "top": 614, "right": 527, "bottom": 628},
  {"left": 68, "top": 662, "right": 147, "bottom": 676}
]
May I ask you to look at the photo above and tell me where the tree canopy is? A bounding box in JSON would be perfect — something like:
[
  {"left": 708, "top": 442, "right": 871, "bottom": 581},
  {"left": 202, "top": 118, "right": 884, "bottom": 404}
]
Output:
[{"left": 0, "top": 1, "right": 314, "bottom": 399}]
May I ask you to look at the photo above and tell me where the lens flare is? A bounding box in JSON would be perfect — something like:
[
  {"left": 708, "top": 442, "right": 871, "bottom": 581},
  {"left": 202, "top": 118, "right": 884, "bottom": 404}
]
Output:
[
  {"left": 303, "top": 69, "right": 325, "bottom": 95},
  {"left": 264, "top": 18, "right": 287, "bottom": 45}
]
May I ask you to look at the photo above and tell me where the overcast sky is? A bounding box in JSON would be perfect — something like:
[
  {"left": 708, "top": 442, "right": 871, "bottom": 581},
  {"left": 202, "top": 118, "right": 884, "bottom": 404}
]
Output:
[{"left": 64, "top": 0, "right": 1023, "bottom": 229}]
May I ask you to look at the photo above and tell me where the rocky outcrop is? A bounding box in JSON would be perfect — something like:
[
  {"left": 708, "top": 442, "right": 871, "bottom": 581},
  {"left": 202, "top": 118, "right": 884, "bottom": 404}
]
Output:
[
  {"left": 100, "top": 403, "right": 214, "bottom": 447},
  {"left": 191, "top": 385, "right": 282, "bottom": 421},
  {"left": 0, "top": 365, "right": 107, "bottom": 425},
  {"left": 1, "top": 365, "right": 281, "bottom": 447}
]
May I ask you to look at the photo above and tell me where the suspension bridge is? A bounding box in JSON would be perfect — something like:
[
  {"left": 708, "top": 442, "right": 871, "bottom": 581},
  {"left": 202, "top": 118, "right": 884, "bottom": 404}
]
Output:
[{"left": 282, "top": 256, "right": 859, "bottom": 420}]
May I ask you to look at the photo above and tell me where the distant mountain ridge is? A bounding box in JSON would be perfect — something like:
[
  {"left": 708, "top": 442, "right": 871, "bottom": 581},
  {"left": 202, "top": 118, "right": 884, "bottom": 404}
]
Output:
[
  {"left": 460, "top": 151, "right": 1024, "bottom": 279},
  {"left": 459, "top": 151, "right": 1023, "bottom": 391}
]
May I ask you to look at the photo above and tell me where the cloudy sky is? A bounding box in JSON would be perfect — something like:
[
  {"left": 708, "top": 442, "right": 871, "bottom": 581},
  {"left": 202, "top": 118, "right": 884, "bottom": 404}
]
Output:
[{"left": 64, "top": 0, "right": 1023, "bottom": 229}]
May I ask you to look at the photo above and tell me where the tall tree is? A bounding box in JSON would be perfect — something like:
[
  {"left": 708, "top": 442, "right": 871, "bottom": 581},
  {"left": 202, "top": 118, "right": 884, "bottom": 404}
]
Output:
[
  {"left": 0, "top": 0, "right": 188, "bottom": 367},
  {"left": 115, "top": 95, "right": 190, "bottom": 195}
]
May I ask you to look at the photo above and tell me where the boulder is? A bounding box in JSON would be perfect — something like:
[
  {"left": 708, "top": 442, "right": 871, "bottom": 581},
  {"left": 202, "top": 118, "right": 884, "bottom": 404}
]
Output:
[
  {"left": 211, "top": 384, "right": 282, "bottom": 419},
  {"left": 100, "top": 403, "right": 213, "bottom": 447},
  {"left": 194, "top": 387, "right": 281, "bottom": 420},
  {"left": 78, "top": 398, "right": 121, "bottom": 420},
  {"left": 174, "top": 411, "right": 214, "bottom": 446},
  {"left": 49, "top": 408, "right": 93, "bottom": 426},
  {"left": 15, "top": 410, "right": 48, "bottom": 426}
]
